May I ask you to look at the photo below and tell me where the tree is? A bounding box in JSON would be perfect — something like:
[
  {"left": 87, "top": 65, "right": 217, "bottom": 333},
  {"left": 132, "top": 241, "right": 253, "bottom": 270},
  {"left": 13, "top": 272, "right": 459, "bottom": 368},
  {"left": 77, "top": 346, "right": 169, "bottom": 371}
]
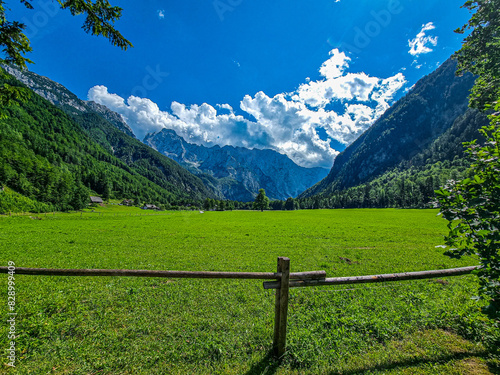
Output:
[
  {"left": 284, "top": 197, "right": 295, "bottom": 210},
  {"left": 435, "top": 109, "right": 500, "bottom": 321},
  {"left": 453, "top": 0, "right": 500, "bottom": 111},
  {"left": 269, "top": 199, "right": 284, "bottom": 210},
  {"left": 253, "top": 188, "right": 269, "bottom": 212},
  {"left": 134, "top": 197, "right": 141, "bottom": 207},
  {"left": 70, "top": 181, "right": 90, "bottom": 210},
  {"left": 218, "top": 200, "right": 225, "bottom": 211},
  {"left": 203, "top": 198, "right": 211, "bottom": 211},
  {"left": 0, "top": 0, "right": 132, "bottom": 69},
  {"left": 436, "top": 0, "right": 500, "bottom": 323},
  {"left": 0, "top": 0, "right": 132, "bottom": 117}
]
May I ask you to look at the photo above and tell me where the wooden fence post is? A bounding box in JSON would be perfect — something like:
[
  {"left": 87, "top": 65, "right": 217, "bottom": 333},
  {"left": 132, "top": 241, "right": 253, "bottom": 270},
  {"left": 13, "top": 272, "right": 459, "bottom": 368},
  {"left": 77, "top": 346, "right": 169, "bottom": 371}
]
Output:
[{"left": 273, "top": 256, "right": 290, "bottom": 357}]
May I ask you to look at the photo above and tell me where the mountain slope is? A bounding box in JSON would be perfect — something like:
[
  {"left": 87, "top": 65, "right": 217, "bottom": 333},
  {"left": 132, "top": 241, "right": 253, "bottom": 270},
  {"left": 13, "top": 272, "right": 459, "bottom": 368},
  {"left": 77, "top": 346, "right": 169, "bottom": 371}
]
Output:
[
  {"left": 84, "top": 100, "right": 136, "bottom": 139},
  {"left": 300, "top": 58, "right": 479, "bottom": 198},
  {"left": 2, "top": 66, "right": 214, "bottom": 202},
  {"left": 144, "top": 128, "right": 329, "bottom": 201},
  {"left": 297, "top": 106, "right": 488, "bottom": 209},
  {"left": 0, "top": 68, "right": 214, "bottom": 213}
]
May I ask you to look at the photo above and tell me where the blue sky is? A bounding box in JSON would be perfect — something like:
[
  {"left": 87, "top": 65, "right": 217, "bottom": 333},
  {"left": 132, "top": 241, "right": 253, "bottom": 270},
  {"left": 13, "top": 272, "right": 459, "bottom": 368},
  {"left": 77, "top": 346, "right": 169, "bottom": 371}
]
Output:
[{"left": 6, "top": 0, "right": 471, "bottom": 168}]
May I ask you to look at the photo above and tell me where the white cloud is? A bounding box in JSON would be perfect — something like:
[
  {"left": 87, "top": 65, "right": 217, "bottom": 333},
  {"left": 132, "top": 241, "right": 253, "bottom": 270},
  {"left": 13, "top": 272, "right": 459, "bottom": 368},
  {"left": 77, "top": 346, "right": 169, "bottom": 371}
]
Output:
[
  {"left": 319, "top": 49, "right": 350, "bottom": 79},
  {"left": 157, "top": 9, "right": 165, "bottom": 19},
  {"left": 408, "top": 22, "right": 438, "bottom": 56},
  {"left": 88, "top": 49, "right": 406, "bottom": 169},
  {"left": 217, "top": 103, "right": 234, "bottom": 112}
]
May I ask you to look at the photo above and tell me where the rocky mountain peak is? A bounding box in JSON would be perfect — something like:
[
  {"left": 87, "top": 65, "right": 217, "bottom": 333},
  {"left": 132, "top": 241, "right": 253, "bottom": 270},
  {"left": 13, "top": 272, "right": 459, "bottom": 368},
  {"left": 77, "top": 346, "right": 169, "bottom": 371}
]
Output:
[{"left": 144, "top": 128, "right": 329, "bottom": 201}]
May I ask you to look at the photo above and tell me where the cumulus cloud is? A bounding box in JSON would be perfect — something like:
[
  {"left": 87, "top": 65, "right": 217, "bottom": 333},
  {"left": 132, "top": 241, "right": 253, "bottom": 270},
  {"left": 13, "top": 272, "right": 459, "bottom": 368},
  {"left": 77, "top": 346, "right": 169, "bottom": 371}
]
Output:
[
  {"left": 217, "top": 103, "right": 234, "bottom": 112},
  {"left": 408, "top": 22, "right": 438, "bottom": 56},
  {"left": 88, "top": 49, "right": 406, "bottom": 169}
]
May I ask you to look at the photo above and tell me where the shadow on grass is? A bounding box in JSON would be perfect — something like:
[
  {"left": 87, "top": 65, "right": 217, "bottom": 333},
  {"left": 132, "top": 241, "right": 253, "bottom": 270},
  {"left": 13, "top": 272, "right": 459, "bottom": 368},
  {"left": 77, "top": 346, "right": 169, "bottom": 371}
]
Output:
[
  {"left": 244, "top": 350, "right": 281, "bottom": 375},
  {"left": 327, "top": 350, "right": 497, "bottom": 375}
]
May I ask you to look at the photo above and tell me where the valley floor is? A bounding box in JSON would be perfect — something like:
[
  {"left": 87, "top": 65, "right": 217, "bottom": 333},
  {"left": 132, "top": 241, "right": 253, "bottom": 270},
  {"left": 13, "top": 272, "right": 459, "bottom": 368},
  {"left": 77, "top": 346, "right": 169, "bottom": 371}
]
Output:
[{"left": 0, "top": 208, "right": 498, "bottom": 374}]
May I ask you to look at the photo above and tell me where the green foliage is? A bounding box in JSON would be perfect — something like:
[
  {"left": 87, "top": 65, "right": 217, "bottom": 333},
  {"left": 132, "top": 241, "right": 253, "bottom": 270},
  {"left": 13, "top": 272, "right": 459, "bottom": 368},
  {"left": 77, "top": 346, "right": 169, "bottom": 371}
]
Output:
[
  {"left": 0, "top": 69, "right": 31, "bottom": 118},
  {"left": 269, "top": 199, "right": 284, "bottom": 210},
  {"left": 453, "top": 0, "right": 500, "bottom": 110},
  {"left": 0, "top": 186, "right": 52, "bottom": 213},
  {"left": 435, "top": 107, "right": 500, "bottom": 321},
  {"left": 0, "top": 70, "right": 211, "bottom": 212},
  {"left": 284, "top": 197, "right": 298, "bottom": 210},
  {"left": 253, "top": 188, "right": 269, "bottom": 211},
  {"left": 0, "top": 1, "right": 33, "bottom": 69},
  {"left": 16, "top": 69, "right": 215, "bottom": 202},
  {"left": 57, "top": 0, "right": 133, "bottom": 50},
  {"left": 297, "top": 159, "right": 470, "bottom": 209},
  {"left": 203, "top": 198, "right": 215, "bottom": 211},
  {"left": 0, "top": 0, "right": 131, "bottom": 68},
  {"left": 0, "top": 0, "right": 132, "bottom": 107},
  {"left": 435, "top": 0, "right": 500, "bottom": 325}
]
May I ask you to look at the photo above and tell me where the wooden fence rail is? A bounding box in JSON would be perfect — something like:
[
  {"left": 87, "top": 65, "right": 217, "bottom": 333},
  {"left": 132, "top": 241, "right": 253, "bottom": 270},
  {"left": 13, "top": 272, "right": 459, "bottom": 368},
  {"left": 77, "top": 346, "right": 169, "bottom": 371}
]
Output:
[
  {"left": 0, "top": 260, "right": 480, "bottom": 358},
  {"left": 0, "top": 266, "right": 325, "bottom": 280},
  {"left": 263, "top": 266, "right": 479, "bottom": 289}
]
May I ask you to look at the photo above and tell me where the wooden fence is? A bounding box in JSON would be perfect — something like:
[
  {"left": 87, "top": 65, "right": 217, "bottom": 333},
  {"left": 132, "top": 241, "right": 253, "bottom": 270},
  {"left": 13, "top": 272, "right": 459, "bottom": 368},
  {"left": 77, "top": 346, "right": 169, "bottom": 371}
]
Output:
[{"left": 0, "top": 258, "right": 479, "bottom": 357}]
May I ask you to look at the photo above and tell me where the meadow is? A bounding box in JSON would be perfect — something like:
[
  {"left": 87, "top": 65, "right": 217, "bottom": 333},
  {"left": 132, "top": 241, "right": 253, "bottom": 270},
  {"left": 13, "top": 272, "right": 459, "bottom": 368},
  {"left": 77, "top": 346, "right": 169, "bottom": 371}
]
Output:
[{"left": 0, "top": 208, "right": 498, "bottom": 374}]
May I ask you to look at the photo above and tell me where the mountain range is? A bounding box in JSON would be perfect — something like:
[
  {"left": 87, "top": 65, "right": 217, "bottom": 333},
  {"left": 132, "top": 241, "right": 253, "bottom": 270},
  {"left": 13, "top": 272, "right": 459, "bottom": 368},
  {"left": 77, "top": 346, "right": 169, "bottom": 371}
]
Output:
[
  {"left": 1, "top": 65, "right": 328, "bottom": 204},
  {"left": 144, "top": 129, "right": 328, "bottom": 201},
  {"left": 0, "top": 57, "right": 488, "bottom": 212}
]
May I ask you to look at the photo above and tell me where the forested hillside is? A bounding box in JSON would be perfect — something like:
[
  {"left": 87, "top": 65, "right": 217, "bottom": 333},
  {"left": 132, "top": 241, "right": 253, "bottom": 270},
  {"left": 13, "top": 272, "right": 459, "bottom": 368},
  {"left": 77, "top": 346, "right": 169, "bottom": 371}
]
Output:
[
  {"left": 301, "top": 59, "right": 480, "bottom": 198},
  {"left": 297, "top": 59, "right": 489, "bottom": 208},
  {"left": 0, "top": 68, "right": 214, "bottom": 213}
]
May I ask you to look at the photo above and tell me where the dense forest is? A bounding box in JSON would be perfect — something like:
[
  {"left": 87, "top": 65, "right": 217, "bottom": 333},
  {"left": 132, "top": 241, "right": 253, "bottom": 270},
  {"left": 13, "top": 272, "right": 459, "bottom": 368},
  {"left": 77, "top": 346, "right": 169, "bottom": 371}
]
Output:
[
  {"left": 295, "top": 107, "right": 489, "bottom": 209},
  {"left": 0, "top": 68, "right": 213, "bottom": 213}
]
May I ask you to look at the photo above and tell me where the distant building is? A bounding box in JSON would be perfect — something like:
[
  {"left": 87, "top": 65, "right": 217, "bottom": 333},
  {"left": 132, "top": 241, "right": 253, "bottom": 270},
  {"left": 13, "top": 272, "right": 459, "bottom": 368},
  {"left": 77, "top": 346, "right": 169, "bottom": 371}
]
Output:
[
  {"left": 142, "top": 204, "right": 159, "bottom": 210},
  {"left": 121, "top": 199, "right": 133, "bottom": 206},
  {"left": 89, "top": 196, "right": 103, "bottom": 204}
]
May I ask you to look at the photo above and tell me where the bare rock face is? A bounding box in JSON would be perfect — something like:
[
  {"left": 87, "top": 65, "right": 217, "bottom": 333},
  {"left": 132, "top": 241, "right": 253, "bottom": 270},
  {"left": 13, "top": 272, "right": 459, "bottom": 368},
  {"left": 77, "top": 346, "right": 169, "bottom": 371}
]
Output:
[
  {"left": 2, "top": 65, "right": 135, "bottom": 138},
  {"left": 3, "top": 65, "right": 87, "bottom": 112},
  {"left": 84, "top": 101, "right": 136, "bottom": 138},
  {"left": 144, "top": 129, "right": 329, "bottom": 201}
]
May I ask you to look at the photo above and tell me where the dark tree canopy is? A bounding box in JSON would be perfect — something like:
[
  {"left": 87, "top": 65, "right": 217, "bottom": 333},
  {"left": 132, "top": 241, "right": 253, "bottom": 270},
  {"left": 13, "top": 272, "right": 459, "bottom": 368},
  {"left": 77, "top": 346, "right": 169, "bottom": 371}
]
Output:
[
  {"left": 453, "top": 0, "right": 500, "bottom": 110},
  {"left": 284, "top": 197, "right": 296, "bottom": 211},
  {"left": 438, "top": 0, "right": 500, "bottom": 323},
  {"left": 253, "top": 189, "right": 270, "bottom": 212}
]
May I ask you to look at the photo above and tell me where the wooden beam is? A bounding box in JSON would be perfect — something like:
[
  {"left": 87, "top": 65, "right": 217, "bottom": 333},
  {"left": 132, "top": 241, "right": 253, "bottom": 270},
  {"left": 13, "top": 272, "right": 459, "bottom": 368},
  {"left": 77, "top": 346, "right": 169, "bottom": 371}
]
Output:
[
  {"left": 273, "top": 257, "right": 290, "bottom": 357},
  {"left": 263, "top": 266, "right": 479, "bottom": 289},
  {"left": 273, "top": 258, "right": 283, "bottom": 355},
  {"left": 0, "top": 266, "right": 325, "bottom": 280}
]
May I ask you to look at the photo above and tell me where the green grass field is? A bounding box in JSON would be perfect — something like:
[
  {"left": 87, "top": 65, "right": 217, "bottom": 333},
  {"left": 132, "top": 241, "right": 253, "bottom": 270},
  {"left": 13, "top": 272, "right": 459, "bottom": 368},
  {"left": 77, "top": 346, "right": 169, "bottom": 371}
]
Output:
[{"left": 0, "top": 208, "right": 498, "bottom": 374}]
